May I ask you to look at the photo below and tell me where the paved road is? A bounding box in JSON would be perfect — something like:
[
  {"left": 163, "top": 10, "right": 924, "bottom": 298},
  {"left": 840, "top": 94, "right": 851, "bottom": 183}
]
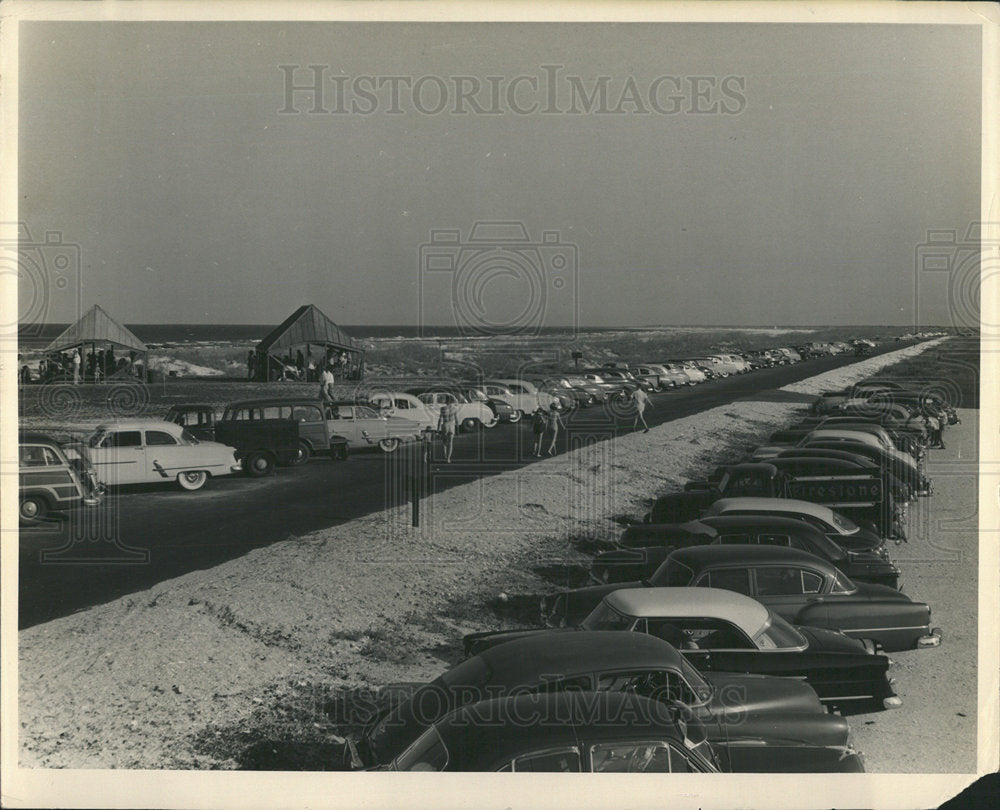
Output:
[{"left": 17, "top": 344, "right": 931, "bottom": 628}]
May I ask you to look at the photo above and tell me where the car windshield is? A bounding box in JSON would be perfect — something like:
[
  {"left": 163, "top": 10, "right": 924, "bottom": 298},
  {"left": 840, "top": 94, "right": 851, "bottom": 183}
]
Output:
[
  {"left": 829, "top": 510, "right": 860, "bottom": 534},
  {"left": 466, "top": 389, "right": 487, "bottom": 401},
  {"left": 391, "top": 727, "right": 449, "bottom": 771},
  {"left": 753, "top": 612, "right": 808, "bottom": 650},
  {"left": 179, "top": 429, "right": 200, "bottom": 445},
  {"left": 580, "top": 601, "right": 635, "bottom": 631},
  {"left": 675, "top": 656, "right": 714, "bottom": 706}
]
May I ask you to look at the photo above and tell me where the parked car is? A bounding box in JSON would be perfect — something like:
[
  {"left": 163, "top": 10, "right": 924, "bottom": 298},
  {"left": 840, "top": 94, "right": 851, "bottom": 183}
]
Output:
[
  {"left": 590, "top": 368, "right": 653, "bottom": 392},
  {"left": 481, "top": 379, "right": 555, "bottom": 419},
  {"left": 702, "top": 497, "right": 888, "bottom": 553},
  {"left": 215, "top": 399, "right": 349, "bottom": 474},
  {"left": 669, "top": 360, "right": 708, "bottom": 384},
  {"left": 384, "top": 690, "right": 864, "bottom": 773},
  {"left": 326, "top": 401, "right": 423, "bottom": 452},
  {"left": 468, "top": 587, "right": 898, "bottom": 713},
  {"left": 643, "top": 545, "right": 941, "bottom": 652},
  {"left": 578, "top": 372, "right": 629, "bottom": 398},
  {"left": 367, "top": 392, "right": 439, "bottom": 431},
  {"left": 85, "top": 419, "right": 241, "bottom": 491},
  {"left": 646, "top": 461, "right": 902, "bottom": 541},
  {"left": 529, "top": 377, "right": 598, "bottom": 408},
  {"left": 555, "top": 375, "right": 610, "bottom": 404},
  {"left": 686, "top": 357, "right": 728, "bottom": 378},
  {"left": 523, "top": 380, "right": 576, "bottom": 410},
  {"left": 19, "top": 432, "right": 103, "bottom": 522},
  {"left": 356, "top": 631, "right": 846, "bottom": 771},
  {"left": 164, "top": 404, "right": 218, "bottom": 441},
  {"left": 404, "top": 388, "right": 498, "bottom": 431},
  {"left": 460, "top": 387, "right": 516, "bottom": 423},
  {"left": 591, "top": 514, "right": 899, "bottom": 588},
  {"left": 634, "top": 364, "right": 688, "bottom": 390}
]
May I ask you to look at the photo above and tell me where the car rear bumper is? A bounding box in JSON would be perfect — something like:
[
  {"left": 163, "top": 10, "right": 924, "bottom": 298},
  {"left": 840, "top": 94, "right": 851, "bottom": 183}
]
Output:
[{"left": 917, "top": 628, "right": 943, "bottom": 648}]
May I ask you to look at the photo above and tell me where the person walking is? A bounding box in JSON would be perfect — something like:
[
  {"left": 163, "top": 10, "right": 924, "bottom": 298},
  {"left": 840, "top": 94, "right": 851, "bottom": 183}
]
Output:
[
  {"left": 438, "top": 402, "right": 459, "bottom": 463},
  {"left": 632, "top": 386, "right": 652, "bottom": 433},
  {"left": 531, "top": 406, "right": 547, "bottom": 457},
  {"left": 545, "top": 403, "right": 565, "bottom": 455},
  {"left": 319, "top": 364, "right": 336, "bottom": 405}
]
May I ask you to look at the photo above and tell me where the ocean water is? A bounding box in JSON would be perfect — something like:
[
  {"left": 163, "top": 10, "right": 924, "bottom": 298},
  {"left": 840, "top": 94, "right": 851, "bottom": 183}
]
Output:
[{"left": 20, "top": 322, "right": 836, "bottom": 349}]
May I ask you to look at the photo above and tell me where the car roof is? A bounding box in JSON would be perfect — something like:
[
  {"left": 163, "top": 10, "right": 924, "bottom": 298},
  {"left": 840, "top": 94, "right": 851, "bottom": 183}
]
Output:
[
  {"left": 605, "top": 587, "right": 769, "bottom": 635},
  {"left": 225, "top": 398, "right": 325, "bottom": 409},
  {"left": 166, "top": 404, "right": 216, "bottom": 411},
  {"left": 93, "top": 419, "right": 183, "bottom": 430},
  {"left": 806, "top": 430, "right": 882, "bottom": 446},
  {"left": 696, "top": 513, "right": 826, "bottom": 536},
  {"left": 18, "top": 431, "right": 64, "bottom": 444},
  {"left": 432, "top": 691, "right": 688, "bottom": 770},
  {"left": 478, "top": 632, "right": 684, "bottom": 684},
  {"left": 706, "top": 497, "right": 840, "bottom": 522},
  {"left": 666, "top": 544, "right": 836, "bottom": 573}
]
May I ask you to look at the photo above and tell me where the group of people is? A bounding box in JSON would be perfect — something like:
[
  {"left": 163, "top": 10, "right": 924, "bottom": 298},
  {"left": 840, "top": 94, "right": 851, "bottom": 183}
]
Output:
[
  {"left": 18, "top": 347, "right": 139, "bottom": 385},
  {"left": 249, "top": 348, "right": 359, "bottom": 383}
]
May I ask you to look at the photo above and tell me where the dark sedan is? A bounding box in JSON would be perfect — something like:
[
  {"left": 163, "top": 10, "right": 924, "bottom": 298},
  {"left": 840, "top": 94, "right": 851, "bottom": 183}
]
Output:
[
  {"left": 358, "top": 631, "right": 855, "bottom": 772},
  {"left": 590, "top": 514, "right": 900, "bottom": 588},
  {"left": 387, "top": 692, "right": 864, "bottom": 773},
  {"left": 464, "top": 588, "right": 899, "bottom": 713},
  {"left": 634, "top": 545, "right": 940, "bottom": 652}
]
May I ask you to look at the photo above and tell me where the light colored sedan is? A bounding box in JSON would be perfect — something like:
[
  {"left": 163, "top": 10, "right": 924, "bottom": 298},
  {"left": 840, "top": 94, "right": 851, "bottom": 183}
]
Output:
[
  {"left": 326, "top": 402, "right": 423, "bottom": 452},
  {"left": 86, "top": 419, "right": 240, "bottom": 491}
]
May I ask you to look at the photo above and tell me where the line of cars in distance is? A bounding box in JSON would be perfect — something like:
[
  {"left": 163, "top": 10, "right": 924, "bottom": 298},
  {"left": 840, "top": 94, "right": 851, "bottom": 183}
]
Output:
[
  {"left": 337, "top": 372, "right": 951, "bottom": 773},
  {"left": 14, "top": 335, "right": 896, "bottom": 521}
]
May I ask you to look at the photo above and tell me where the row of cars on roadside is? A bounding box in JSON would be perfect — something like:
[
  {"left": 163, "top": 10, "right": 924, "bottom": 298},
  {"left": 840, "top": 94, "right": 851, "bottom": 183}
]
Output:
[
  {"left": 13, "top": 335, "right": 896, "bottom": 520},
  {"left": 333, "top": 375, "right": 955, "bottom": 772}
]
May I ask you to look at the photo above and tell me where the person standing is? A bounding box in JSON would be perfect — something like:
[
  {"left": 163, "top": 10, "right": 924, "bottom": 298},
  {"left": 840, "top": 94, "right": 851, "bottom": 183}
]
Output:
[
  {"left": 633, "top": 386, "right": 652, "bottom": 433},
  {"left": 247, "top": 350, "right": 255, "bottom": 380},
  {"left": 438, "top": 402, "right": 459, "bottom": 463},
  {"left": 545, "top": 403, "right": 565, "bottom": 455},
  {"left": 319, "top": 364, "right": 336, "bottom": 405},
  {"left": 531, "top": 407, "right": 547, "bottom": 457},
  {"left": 72, "top": 348, "right": 81, "bottom": 384}
]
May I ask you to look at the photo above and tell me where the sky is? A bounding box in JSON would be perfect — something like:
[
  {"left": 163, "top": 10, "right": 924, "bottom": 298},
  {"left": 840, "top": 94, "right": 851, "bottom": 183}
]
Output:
[{"left": 17, "top": 21, "right": 982, "bottom": 328}]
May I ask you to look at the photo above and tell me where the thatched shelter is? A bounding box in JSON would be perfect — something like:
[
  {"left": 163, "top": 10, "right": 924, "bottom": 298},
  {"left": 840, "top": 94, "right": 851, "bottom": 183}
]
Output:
[
  {"left": 253, "top": 305, "right": 364, "bottom": 381},
  {"left": 43, "top": 305, "right": 148, "bottom": 382}
]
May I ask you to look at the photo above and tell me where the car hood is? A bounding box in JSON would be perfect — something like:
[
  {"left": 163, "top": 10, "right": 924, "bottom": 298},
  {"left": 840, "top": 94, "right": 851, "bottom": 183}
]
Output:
[{"left": 702, "top": 671, "right": 826, "bottom": 720}]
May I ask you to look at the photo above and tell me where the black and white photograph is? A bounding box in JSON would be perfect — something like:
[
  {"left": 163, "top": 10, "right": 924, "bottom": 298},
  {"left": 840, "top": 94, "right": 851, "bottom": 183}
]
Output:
[{"left": 1, "top": 2, "right": 997, "bottom": 808}]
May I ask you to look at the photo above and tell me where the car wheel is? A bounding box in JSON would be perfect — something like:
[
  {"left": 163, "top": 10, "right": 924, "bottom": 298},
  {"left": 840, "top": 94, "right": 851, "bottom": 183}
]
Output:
[
  {"left": 289, "top": 440, "right": 312, "bottom": 466},
  {"left": 177, "top": 470, "right": 208, "bottom": 491},
  {"left": 461, "top": 417, "right": 478, "bottom": 432},
  {"left": 243, "top": 451, "right": 275, "bottom": 477},
  {"left": 508, "top": 409, "right": 523, "bottom": 424},
  {"left": 482, "top": 415, "right": 499, "bottom": 429},
  {"left": 378, "top": 437, "right": 401, "bottom": 453},
  {"left": 19, "top": 495, "right": 48, "bottom": 523}
]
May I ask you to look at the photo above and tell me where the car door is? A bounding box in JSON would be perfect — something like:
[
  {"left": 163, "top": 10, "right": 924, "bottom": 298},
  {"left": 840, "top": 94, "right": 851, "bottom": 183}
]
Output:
[
  {"left": 749, "top": 565, "right": 827, "bottom": 623},
  {"left": 354, "top": 404, "right": 390, "bottom": 442},
  {"left": 143, "top": 428, "right": 187, "bottom": 482},
  {"left": 327, "top": 404, "right": 362, "bottom": 445},
  {"left": 90, "top": 429, "right": 145, "bottom": 486},
  {"left": 291, "top": 403, "right": 328, "bottom": 448}
]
